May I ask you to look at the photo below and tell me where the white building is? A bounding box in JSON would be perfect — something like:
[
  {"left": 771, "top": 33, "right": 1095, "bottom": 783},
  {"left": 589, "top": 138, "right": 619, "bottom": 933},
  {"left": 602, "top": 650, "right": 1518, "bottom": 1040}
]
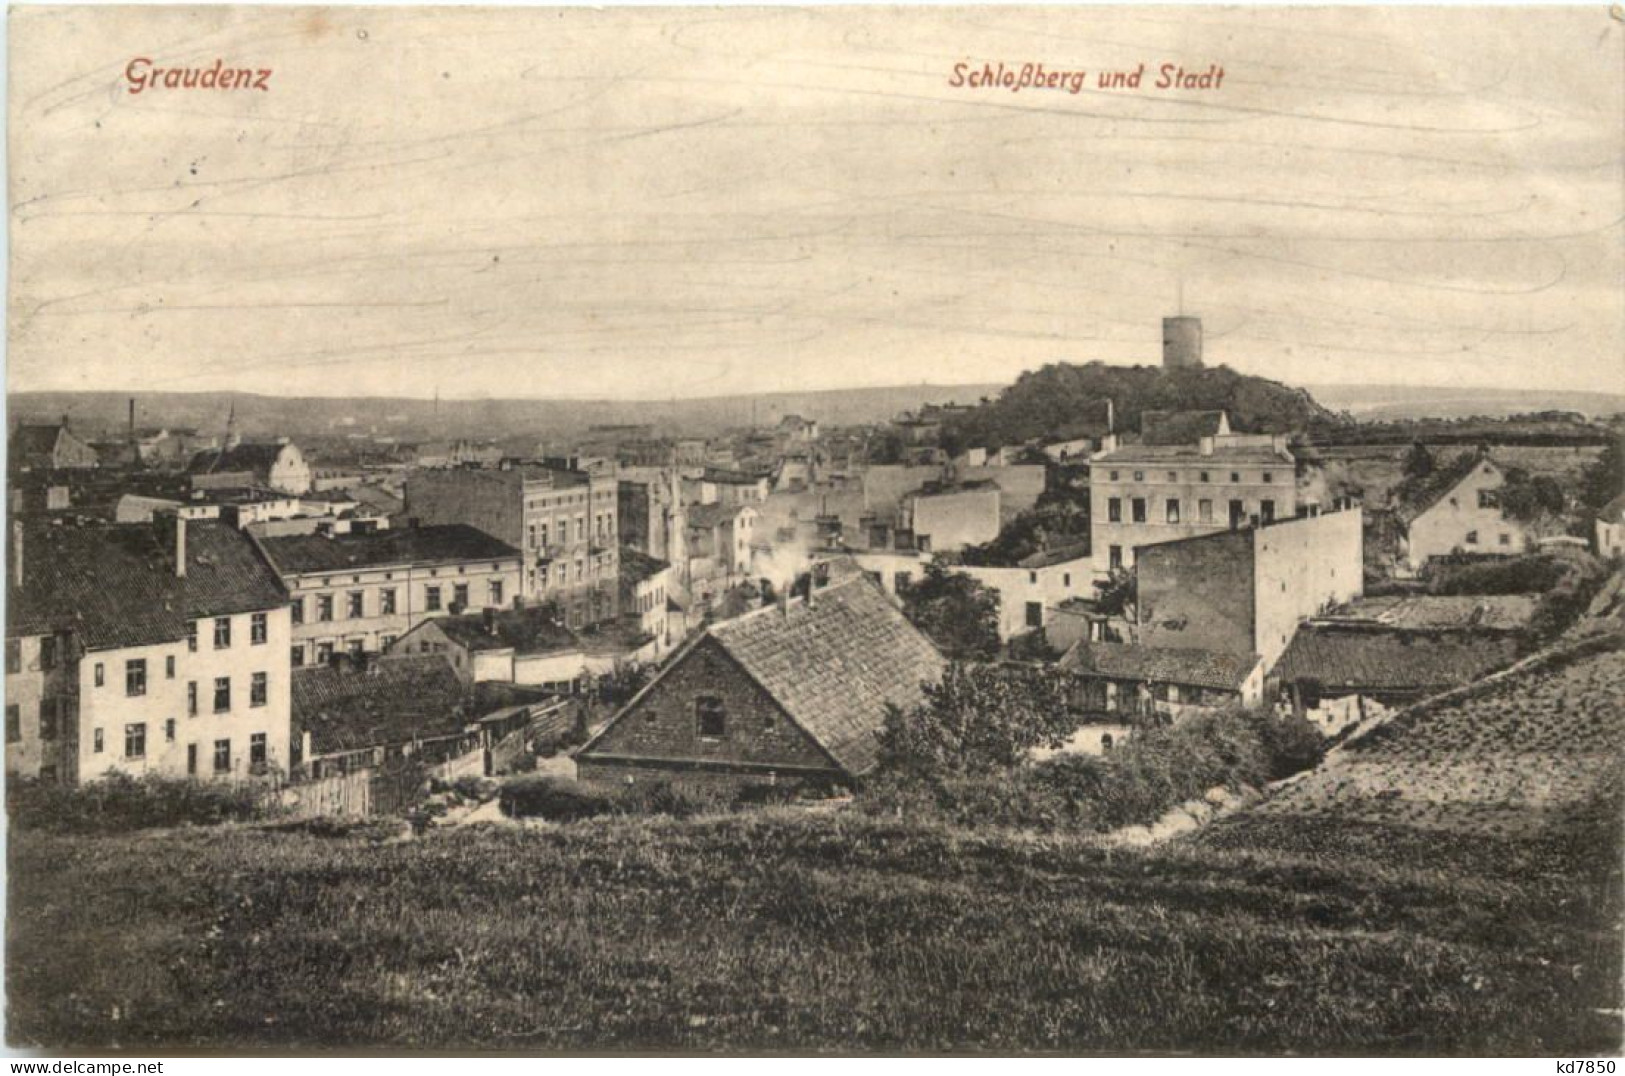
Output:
[
  {"left": 6, "top": 517, "right": 292, "bottom": 784},
  {"left": 955, "top": 545, "right": 1095, "bottom": 640},
  {"left": 1397, "top": 453, "right": 1535, "bottom": 572}
]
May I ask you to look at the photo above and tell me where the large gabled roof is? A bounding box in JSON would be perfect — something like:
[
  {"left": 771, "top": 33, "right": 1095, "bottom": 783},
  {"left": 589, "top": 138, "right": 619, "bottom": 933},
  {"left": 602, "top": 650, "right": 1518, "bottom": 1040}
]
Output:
[
  {"left": 1272, "top": 625, "right": 1519, "bottom": 692},
  {"left": 7, "top": 520, "right": 288, "bottom": 650},
  {"left": 1394, "top": 450, "right": 1499, "bottom": 523},
  {"left": 429, "top": 605, "right": 583, "bottom": 656},
  {"left": 257, "top": 523, "right": 519, "bottom": 575},
  {"left": 583, "top": 575, "right": 944, "bottom": 777},
  {"left": 187, "top": 442, "right": 293, "bottom": 476}
]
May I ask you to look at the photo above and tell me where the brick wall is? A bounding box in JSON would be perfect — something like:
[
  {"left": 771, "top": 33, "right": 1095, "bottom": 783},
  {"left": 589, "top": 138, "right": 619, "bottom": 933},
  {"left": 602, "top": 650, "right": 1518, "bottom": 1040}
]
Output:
[
  {"left": 579, "top": 637, "right": 840, "bottom": 777},
  {"left": 1136, "top": 529, "right": 1256, "bottom": 655}
]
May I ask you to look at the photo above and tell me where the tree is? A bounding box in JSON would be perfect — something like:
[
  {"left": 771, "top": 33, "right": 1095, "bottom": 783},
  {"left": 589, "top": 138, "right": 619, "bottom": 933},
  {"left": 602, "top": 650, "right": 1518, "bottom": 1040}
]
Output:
[
  {"left": 1579, "top": 434, "right": 1624, "bottom": 511},
  {"left": 877, "top": 662, "right": 1083, "bottom": 776},
  {"left": 1402, "top": 441, "right": 1435, "bottom": 481},
  {"left": 900, "top": 563, "right": 1000, "bottom": 661},
  {"left": 1498, "top": 468, "right": 1566, "bottom": 522},
  {"left": 1094, "top": 567, "right": 1137, "bottom": 619}
]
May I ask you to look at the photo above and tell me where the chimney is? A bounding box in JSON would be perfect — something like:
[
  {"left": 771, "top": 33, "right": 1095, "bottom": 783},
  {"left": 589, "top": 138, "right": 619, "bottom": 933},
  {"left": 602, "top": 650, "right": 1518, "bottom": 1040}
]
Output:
[
  {"left": 1199, "top": 435, "right": 1216, "bottom": 457},
  {"left": 1105, "top": 398, "right": 1115, "bottom": 435},
  {"left": 128, "top": 399, "right": 136, "bottom": 444},
  {"left": 174, "top": 515, "right": 187, "bottom": 578},
  {"left": 11, "top": 521, "right": 23, "bottom": 589}
]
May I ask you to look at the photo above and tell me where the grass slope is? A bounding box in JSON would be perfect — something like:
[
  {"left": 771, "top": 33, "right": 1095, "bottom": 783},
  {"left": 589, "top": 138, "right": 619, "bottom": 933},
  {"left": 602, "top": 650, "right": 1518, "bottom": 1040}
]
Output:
[{"left": 9, "top": 641, "right": 1623, "bottom": 1054}]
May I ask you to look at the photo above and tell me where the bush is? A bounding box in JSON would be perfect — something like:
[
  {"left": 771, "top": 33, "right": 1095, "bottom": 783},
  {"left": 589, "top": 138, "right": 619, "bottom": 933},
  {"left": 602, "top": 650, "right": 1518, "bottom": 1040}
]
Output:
[
  {"left": 6, "top": 774, "right": 266, "bottom": 835},
  {"left": 499, "top": 775, "right": 619, "bottom": 822},
  {"left": 1426, "top": 554, "right": 1570, "bottom": 596}
]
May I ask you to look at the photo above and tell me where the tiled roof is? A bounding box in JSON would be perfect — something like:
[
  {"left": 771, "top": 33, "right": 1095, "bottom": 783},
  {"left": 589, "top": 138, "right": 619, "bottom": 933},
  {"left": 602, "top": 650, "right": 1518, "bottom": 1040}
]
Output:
[
  {"left": 1060, "top": 641, "right": 1260, "bottom": 691},
  {"left": 1140, "top": 409, "right": 1227, "bottom": 445},
  {"left": 618, "top": 546, "right": 670, "bottom": 586},
  {"left": 1394, "top": 450, "right": 1496, "bottom": 523},
  {"left": 7, "top": 520, "right": 287, "bottom": 651},
  {"left": 1272, "top": 626, "right": 1519, "bottom": 691},
  {"left": 187, "top": 442, "right": 289, "bottom": 475},
  {"left": 431, "top": 605, "right": 582, "bottom": 655},
  {"left": 257, "top": 524, "right": 519, "bottom": 575},
  {"left": 687, "top": 503, "right": 753, "bottom": 529},
  {"left": 1328, "top": 595, "right": 1536, "bottom": 632},
  {"left": 706, "top": 576, "right": 946, "bottom": 775},
  {"left": 10, "top": 424, "right": 66, "bottom": 464},
  {"left": 1597, "top": 492, "right": 1625, "bottom": 523},
  {"left": 292, "top": 655, "right": 469, "bottom": 756}
]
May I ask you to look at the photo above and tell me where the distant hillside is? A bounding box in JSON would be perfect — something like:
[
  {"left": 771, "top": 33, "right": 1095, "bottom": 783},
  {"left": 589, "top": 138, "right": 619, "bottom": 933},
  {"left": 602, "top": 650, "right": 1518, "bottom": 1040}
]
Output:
[
  {"left": 1308, "top": 384, "right": 1625, "bottom": 421},
  {"left": 6, "top": 384, "right": 1005, "bottom": 445},
  {"left": 943, "top": 363, "right": 1336, "bottom": 453}
]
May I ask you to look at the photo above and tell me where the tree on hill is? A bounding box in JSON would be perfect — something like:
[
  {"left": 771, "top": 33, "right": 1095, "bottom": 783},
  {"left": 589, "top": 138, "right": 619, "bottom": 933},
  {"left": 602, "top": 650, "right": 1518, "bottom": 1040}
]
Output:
[
  {"left": 941, "top": 362, "right": 1334, "bottom": 453},
  {"left": 899, "top": 564, "right": 1000, "bottom": 661},
  {"left": 1402, "top": 442, "right": 1435, "bottom": 480},
  {"left": 876, "top": 661, "right": 1082, "bottom": 776},
  {"left": 1579, "top": 434, "right": 1624, "bottom": 511}
]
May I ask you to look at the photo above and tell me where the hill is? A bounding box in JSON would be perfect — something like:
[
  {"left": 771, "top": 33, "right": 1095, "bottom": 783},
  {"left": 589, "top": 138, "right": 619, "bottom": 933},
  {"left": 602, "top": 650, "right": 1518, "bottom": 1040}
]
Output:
[
  {"left": 1308, "top": 384, "right": 1625, "bottom": 422},
  {"left": 942, "top": 363, "right": 1337, "bottom": 454}
]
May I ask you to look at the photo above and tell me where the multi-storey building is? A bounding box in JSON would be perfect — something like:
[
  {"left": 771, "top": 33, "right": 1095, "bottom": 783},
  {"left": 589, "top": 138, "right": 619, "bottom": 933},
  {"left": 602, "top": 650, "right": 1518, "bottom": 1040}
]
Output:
[
  {"left": 255, "top": 522, "right": 523, "bottom": 666},
  {"left": 405, "top": 463, "right": 620, "bottom": 628},
  {"left": 1089, "top": 414, "right": 1297, "bottom": 579},
  {"left": 5, "top": 516, "right": 292, "bottom": 784}
]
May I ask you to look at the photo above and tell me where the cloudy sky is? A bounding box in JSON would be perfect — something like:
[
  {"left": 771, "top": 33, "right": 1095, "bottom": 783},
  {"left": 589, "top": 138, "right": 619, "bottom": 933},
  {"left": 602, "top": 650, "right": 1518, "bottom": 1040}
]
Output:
[{"left": 8, "top": 5, "right": 1623, "bottom": 399}]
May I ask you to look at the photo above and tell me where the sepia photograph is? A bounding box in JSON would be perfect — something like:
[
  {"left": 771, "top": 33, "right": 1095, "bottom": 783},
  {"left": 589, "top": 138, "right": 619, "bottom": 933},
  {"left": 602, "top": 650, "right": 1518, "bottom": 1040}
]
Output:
[{"left": 4, "top": 2, "right": 1624, "bottom": 1057}]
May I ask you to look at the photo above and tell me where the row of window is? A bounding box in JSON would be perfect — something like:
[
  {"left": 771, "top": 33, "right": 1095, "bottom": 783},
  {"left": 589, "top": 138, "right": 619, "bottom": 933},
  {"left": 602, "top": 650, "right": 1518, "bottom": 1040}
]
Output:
[
  {"left": 187, "top": 613, "right": 270, "bottom": 652},
  {"left": 1104, "top": 469, "right": 1274, "bottom": 485},
  {"left": 291, "top": 637, "right": 397, "bottom": 667},
  {"left": 1463, "top": 531, "right": 1515, "bottom": 547},
  {"left": 292, "top": 581, "right": 504, "bottom": 623},
  {"left": 526, "top": 514, "right": 616, "bottom": 548},
  {"left": 1105, "top": 497, "right": 1276, "bottom": 527},
  {"left": 94, "top": 724, "right": 267, "bottom": 772},
  {"left": 4, "top": 700, "right": 70, "bottom": 743}
]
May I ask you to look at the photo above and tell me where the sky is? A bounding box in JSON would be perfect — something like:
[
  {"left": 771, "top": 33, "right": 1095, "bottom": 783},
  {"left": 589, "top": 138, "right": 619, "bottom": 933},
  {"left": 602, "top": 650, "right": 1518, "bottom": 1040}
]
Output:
[{"left": 7, "top": 5, "right": 1624, "bottom": 400}]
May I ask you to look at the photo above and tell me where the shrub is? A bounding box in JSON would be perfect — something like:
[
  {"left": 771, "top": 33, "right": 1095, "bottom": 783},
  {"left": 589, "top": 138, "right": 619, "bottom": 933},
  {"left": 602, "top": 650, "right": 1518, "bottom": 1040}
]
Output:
[
  {"left": 6, "top": 774, "right": 266, "bottom": 835},
  {"left": 1426, "top": 554, "right": 1570, "bottom": 596},
  {"left": 498, "top": 775, "right": 619, "bottom": 822}
]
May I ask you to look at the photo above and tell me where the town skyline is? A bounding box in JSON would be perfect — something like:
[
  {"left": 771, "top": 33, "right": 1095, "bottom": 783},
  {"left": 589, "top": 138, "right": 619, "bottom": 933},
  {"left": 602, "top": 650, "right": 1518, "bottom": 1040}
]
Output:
[{"left": 8, "top": 6, "right": 1622, "bottom": 402}]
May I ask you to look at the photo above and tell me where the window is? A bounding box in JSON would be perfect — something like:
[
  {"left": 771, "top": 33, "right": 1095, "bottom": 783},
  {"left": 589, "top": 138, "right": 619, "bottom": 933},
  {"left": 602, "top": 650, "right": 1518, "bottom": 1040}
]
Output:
[
  {"left": 166, "top": 655, "right": 176, "bottom": 679},
  {"left": 250, "top": 672, "right": 268, "bottom": 708},
  {"left": 1064, "top": 573, "right": 1072, "bottom": 587},
  {"left": 187, "top": 744, "right": 198, "bottom": 775},
  {"left": 94, "top": 662, "right": 105, "bottom": 687},
  {"left": 426, "top": 586, "right": 442, "bottom": 612},
  {"left": 1263, "top": 472, "right": 1274, "bottom": 483},
  {"left": 1229, "top": 500, "right": 1246, "bottom": 528},
  {"left": 347, "top": 639, "right": 364, "bottom": 658},
  {"left": 895, "top": 571, "right": 912, "bottom": 592},
  {"left": 188, "top": 681, "right": 198, "bottom": 716},
  {"left": 488, "top": 580, "right": 504, "bottom": 607},
  {"left": 1465, "top": 530, "right": 1479, "bottom": 545},
  {"left": 1166, "top": 471, "right": 1178, "bottom": 482},
  {"left": 1499, "top": 533, "right": 1512, "bottom": 547},
  {"left": 1109, "top": 545, "right": 1123, "bottom": 571},
  {"left": 1230, "top": 472, "right": 1241, "bottom": 483},
  {"left": 5, "top": 705, "right": 19, "bottom": 744},
  {"left": 1107, "top": 497, "right": 1122, "bottom": 523},
  {"left": 40, "top": 700, "right": 57, "bottom": 741},
  {"left": 251, "top": 612, "right": 268, "bottom": 645},
  {"left": 381, "top": 634, "right": 398, "bottom": 650},
  {"left": 124, "top": 722, "right": 146, "bottom": 760},
  {"left": 213, "top": 617, "right": 232, "bottom": 649},
  {"left": 453, "top": 584, "right": 469, "bottom": 609},
  {"left": 93, "top": 728, "right": 104, "bottom": 754},
  {"left": 1199, "top": 471, "right": 1210, "bottom": 483},
  {"left": 39, "top": 636, "right": 56, "bottom": 670},
  {"left": 213, "top": 739, "right": 231, "bottom": 774},
  {"left": 695, "top": 695, "right": 726, "bottom": 739},
  {"left": 188, "top": 621, "right": 199, "bottom": 651},
  {"left": 1198, "top": 499, "right": 1213, "bottom": 523},
  {"left": 1165, "top": 499, "right": 1181, "bottom": 524},
  {"left": 1025, "top": 601, "right": 1043, "bottom": 628},
  {"left": 165, "top": 718, "right": 176, "bottom": 743},
  {"left": 125, "top": 659, "right": 147, "bottom": 697},
  {"left": 1260, "top": 500, "right": 1276, "bottom": 525},
  {"left": 1101, "top": 732, "right": 1114, "bottom": 753},
  {"left": 291, "top": 644, "right": 305, "bottom": 668},
  {"left": 1133, "top": 471, "right": 1144, "bottom": 482},
  {"left": 1028, "top": 570, "right": 1039, "bottom": 585},
  {"left": 1109, "top": 470, "right": 1119, "bottom": 481},
  {"left": 316, "top": 642, "right": 334, "bottom": 664},
  {"left": 1478, "top": 489, "right": 1501, "bottom": 509},
  {"left": 317, "top": 595, "right": 334, "bottom": 622},
  {"left": 291, "top": 597, "right": 304, "bottom": 625},
  {"left": 347, "top": 591, "right": 364, "bottom": 619},
  {"left": 213, "top": 677, "right": 231, "bottom": 713},
  {"left": 1131, "top": 498, "right": 1147, "bottom": 524},
  {"left": 5, "top": 639, "right": 19, "bottom": 674},
  {"left": 380, "top": 588, "right": 397, "bottom": 615},
  {"left": 250, "top": 733, "right": 267, "bottom": 771}
]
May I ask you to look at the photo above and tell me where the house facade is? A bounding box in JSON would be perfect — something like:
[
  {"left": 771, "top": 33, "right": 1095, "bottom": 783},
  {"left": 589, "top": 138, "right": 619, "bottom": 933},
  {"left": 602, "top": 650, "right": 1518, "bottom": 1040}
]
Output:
[
  {"left": 188, "top": 442, "right": 313, "bottom": 495},
  {"left": 904, "top": 484, "right": 1000, "bottom": 553},
  {"left": 1597, "top": 493, "right": 1625, "bottom": 559},
  {"left": 954, "top": 545, "right": 1094, "bottom": 640},
  {"left": 390, "top": 605, "right": 588, "bottom": 691},
  {"left": 1089, "top": 419, "right": 1297, "bottom": 579},
  {"left": 9, "top": 422, "right": 100, "bottom": 472},
  {"left": 1397, "top": 453, "right": 1533, "bottom": 571},
  {"left": 255, "top": 523, "right": 523, "bottom": 666},
  {"left": 577, "top": 575, "right": 945, "bottom": 791},
  {"left": 405, "top": 463, "right": 620, "bottom": 627},
  {"left": 6, "top": 517, "right": 292, "bottom": 784}
]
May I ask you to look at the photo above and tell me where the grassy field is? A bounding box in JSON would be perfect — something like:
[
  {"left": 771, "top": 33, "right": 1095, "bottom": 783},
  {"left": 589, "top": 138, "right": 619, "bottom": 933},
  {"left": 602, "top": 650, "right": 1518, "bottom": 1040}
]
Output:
[{"left": 8, "top": 641, "right": 1623, "bottom": 1054}]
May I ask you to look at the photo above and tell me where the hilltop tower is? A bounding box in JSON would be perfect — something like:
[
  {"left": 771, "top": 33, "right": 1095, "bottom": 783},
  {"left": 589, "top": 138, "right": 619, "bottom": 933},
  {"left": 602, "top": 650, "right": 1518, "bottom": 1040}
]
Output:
[{"left": 1162, "top": 316, "right": 1203, "bottom": 370}]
